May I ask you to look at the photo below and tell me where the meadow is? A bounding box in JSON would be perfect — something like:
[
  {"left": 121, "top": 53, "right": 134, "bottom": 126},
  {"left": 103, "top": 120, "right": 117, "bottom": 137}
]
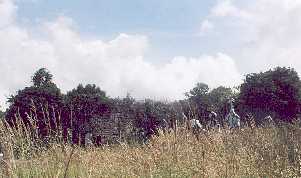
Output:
[{"left": 1, "top": 117, "right": 301, "bottom": 178}]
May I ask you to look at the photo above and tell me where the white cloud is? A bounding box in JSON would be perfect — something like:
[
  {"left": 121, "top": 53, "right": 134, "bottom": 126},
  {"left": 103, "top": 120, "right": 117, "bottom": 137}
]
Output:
[
  {"left": 211, "top": 0, "right": 251, "bottom": 19},
  {"left": 200, "top": 19, "right": 214, "bottom": 35},
  {"left": 204, "top": 0, "right": 301, "bottom": 75},
  {"left": 0, "top": 0, "right": 243, "bottom": 110},
  {"left": 0, "top": 0, "right": 16, "bottom": 28}
]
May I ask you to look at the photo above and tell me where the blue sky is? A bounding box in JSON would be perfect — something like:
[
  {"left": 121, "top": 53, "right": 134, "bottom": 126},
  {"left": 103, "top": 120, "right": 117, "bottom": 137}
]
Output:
[
  {"left": 1, "top": 0, "right": 301, "bottom": 109},
  {"left": 17, "top": 0, "right": 213, "bottom": 34},
  {"left": 16, "top": 0, "right": 218, "bottom": 60}
]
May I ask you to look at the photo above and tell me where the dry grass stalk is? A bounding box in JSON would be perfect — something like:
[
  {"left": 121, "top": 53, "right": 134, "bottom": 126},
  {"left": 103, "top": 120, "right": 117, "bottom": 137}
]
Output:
[{"left": 1, "top": 109, "right": 301, "bottom": 177}]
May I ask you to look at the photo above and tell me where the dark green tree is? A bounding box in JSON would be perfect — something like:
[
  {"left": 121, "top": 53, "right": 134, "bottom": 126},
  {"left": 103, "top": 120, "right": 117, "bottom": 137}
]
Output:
[
  {"left": 185, "top": 83, "right": 211, "bottom": 124},
  {"left": 209, "top": 86, "right": 234, "bottom": 122},
  {"left": 111, "top": 93, "right": 135, "bottom": 114},
  {"left": 133, "top": 99, "right": 175, "bottom": 140},
  {"left": 185, "top": 82, "right": 209, "bottom": 98},
  {"left": 6, "top": 68, "right": 64, "bottom": 137},
  {"left": 238, "top": 67, "right": 301, "bottom": 122},
  {"left": 185, "top": 83, "right": 236, "bottom": 125},
  {"left": 32, "top": 68, "right": 53, "bottom": 87},
  {"left": 64, "top": 84, "right": 111, "bottom": 144}
]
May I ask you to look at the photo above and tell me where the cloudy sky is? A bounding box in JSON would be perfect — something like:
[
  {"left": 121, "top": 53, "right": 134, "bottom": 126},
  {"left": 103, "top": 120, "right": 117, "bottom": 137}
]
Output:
[{"left": 0, "top": 0, "right": 301, "bottom": 109}]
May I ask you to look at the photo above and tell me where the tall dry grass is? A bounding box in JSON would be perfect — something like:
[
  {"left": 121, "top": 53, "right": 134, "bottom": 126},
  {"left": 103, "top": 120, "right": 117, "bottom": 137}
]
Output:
[{"left": 1, "top": 115, "right": 301, "bottom": 177}]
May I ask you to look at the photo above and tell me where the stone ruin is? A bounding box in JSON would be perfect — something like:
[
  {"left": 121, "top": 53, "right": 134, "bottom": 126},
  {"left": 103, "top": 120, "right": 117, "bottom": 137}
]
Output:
[{"left": 84, "top": 112, "right": 134, "bottom": 146}]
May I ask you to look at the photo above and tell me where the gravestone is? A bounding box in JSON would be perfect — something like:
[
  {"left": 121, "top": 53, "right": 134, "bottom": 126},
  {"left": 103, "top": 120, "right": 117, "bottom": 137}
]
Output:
[
  {"left": 84, "top": 132, "right": 93, "bottom": 147},
  {"left": 225, "top": 98, "right": 240, "bottom": 128}
]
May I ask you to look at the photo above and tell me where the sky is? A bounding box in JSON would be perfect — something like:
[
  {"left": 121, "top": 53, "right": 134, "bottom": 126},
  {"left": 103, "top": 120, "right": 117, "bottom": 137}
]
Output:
[{"left": 1, "top": 0, "right": 301, "bottom": 109}]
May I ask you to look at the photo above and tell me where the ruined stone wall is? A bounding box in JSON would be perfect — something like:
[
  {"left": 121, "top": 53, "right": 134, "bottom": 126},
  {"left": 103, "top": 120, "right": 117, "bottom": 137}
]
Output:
[{"left": 86, "top": 112, "right": 134, "bottom": 144}]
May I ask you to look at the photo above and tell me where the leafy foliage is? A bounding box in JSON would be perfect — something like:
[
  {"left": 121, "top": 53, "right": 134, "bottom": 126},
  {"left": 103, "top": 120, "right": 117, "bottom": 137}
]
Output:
[
  {"left": 4, "top": 66, "right": 301, "bottom": 146},
  {"left": 5, "top": 68, "right": 64, "bottom": 137},
  {"left": 185, "top": 83, "right": 235, "bottom": 124},
  {"left": 64, "top": 84, "right": 111, "bottom": 144},
  {"left": 238, "top": 67, "right": 301, "bottom": 122},
  {"left": 32, "top": 68, "right": 53, "bottom": 87},
  {"left": 185, "top": 83, "right": 211, "bottom": 123},
  {"left": 209, "top": 86, "right": 235, "bottom": 122},
  {"left": 185, "top": 82, "right": 209, "bottom": 98}
]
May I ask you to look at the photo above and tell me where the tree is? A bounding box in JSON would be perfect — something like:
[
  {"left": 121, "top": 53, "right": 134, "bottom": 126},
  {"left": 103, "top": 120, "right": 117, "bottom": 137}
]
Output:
[
  {"left": 6, "top": 68, "right": 64, "bottom": 138},
  {"left": 238, "top": 67, "right": 301, "bottom": 122},
  {"left": 32, "top": 68, "right": 53, "bottom": 87},
  {"left": 185, "top": 83, "right": 236, "bottom": 125},
  {"left": 185, "top": 82, "right": 209, "bottom": 99},
  {"left": 111, "top": 93, "right": 135, "bottom": 114},
  {"left": 64, "top": 84, "right": 111, "bottom": 144},
  {"left": 209, "top": 86, "right": 234, "bottom": 122},
  {"left": 209, "top": 87, "right": 233, "bottom": 109},
  {"left": 133, "top": 99, "right": 175, "bottom": 140},
  {"left": 185, "top": 83, "right": 211, "bottom": 124}
]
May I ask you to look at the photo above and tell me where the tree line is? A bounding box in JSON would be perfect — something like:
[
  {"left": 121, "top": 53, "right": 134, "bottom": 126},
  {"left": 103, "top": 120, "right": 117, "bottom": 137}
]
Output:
[{"left": 2, "top": 66, "right": 301, "bottom": 145}]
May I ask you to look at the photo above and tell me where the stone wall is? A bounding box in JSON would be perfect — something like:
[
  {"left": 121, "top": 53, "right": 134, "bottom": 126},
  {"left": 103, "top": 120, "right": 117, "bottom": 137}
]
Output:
[{"left": 85, "top": 112, "right": 134, "bottom": 144}]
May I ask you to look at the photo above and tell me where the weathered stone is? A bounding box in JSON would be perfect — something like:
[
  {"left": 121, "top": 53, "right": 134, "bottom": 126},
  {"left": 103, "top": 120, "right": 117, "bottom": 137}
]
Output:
[{"left": 225, "top": 98, "right": 240, "bottom": 128}]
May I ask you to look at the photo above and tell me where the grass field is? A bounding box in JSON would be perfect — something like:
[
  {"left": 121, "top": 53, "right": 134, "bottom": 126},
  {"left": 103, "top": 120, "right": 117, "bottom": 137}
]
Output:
[{"left": 1, "top": 119, "right": 301, "bottom": 178}]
